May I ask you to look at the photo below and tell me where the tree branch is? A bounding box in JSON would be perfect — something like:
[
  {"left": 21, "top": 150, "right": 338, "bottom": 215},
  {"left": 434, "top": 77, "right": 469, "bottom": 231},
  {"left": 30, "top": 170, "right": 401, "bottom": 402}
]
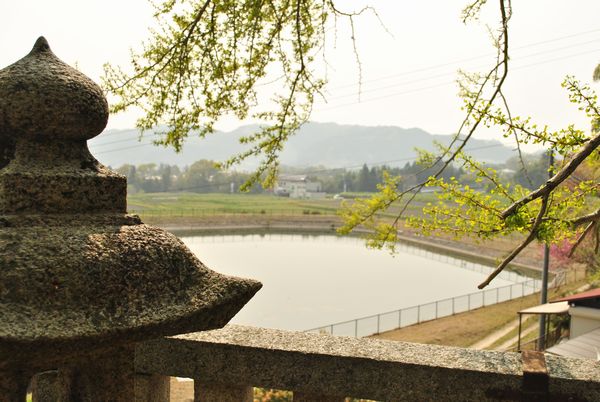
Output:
[
  {"left": 570, "top": 207, "right": 600, "bottom": 226},
  {"left": 111, "top": 0, "right": 212, "bottom": 91},
  {"left": 478, "top": 195, "right": 549, "bottom": 289},
  {"left": 501, "top": 130, "right": 600, "bottom": 219},
  {"left": 498, "top": 89, "right": 533, "bottom": 187},
  {"left": 569, "top": 221, "right": 596, "bottom": 257}
]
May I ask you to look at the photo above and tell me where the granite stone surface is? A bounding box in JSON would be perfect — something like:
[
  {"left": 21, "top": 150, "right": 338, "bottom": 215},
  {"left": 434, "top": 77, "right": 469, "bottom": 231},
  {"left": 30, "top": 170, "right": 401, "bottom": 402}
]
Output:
[
  {"left": 137, "top": 325, "right": 600, "bottom": 401},
  {"left": 0, "top": 38, "right": 261, "bottom": 375}
]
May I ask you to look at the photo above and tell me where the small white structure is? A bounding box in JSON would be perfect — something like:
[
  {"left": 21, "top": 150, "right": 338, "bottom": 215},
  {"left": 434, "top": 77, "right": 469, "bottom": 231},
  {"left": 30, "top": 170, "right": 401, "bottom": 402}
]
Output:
[
  {"left": 275, "top": 175, "right": 325, "bottom": 199},
  {"left": 544, "top": 288, "right": 600, "bottom": 360},
  {"left": 516, "top": 301, "right": 569, "bottom": 351},
  {"left": 556, "top": 288, "right": 600, "bottom": 339},
  {"left": 569, "top": 306, "right": 600, "bottom": 338}
]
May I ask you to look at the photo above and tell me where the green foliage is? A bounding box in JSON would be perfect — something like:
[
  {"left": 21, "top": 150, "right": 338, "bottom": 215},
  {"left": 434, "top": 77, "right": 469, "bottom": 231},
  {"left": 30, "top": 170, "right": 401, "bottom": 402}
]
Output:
[
  {"left": 340, "top": 76, "right": 600, "bottom": 284},
  {"left": 407, "top": 152, "right": 595, "bottom": 244},
  {"left": 337, "top": 2, "right": 598, "bottom": 286},
  {"left": 594, "top": 63, "right": 600, "bottom": 83},
  {"left": 103, "top": 0, "right": 373, "bottom": 189},
  {"left": 338, "top": 172, "right": 403, "bottom": 251},
  {"left": 468, "top": 76, "right": 597, "bottom": 156}
]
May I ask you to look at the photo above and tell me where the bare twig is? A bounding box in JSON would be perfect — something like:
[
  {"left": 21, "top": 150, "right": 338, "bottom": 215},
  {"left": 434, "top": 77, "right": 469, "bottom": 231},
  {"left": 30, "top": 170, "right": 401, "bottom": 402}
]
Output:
[
  {"left": 478, "top": 195, "right": 549, "bottom": 289},
  {"left": 429, "top": 0, "right": 511, "bottom": 182},
  {"left": 570, "top": 207, "right": 600, "bottom": 226},
  {"left": 498, "top": 89, "right": 533, "bottom": 187},
  {"left": 569, "top": 221, "right": 596, "bottom": 257}
]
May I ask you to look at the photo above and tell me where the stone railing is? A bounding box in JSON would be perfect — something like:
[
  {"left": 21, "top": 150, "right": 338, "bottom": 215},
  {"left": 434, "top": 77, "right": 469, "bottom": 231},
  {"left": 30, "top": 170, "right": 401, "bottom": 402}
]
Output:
[
  {"left": 27, "top": 324, "right": 600, "bottom": 401},
  {"left": 133, "top": 325, "right": 599, "bottom": 401}
]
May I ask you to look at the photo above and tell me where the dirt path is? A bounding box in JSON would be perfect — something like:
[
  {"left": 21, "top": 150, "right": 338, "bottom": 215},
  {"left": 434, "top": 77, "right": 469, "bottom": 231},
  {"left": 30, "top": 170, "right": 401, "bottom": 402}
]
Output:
[
  {"left": 496, "top": 322, "right": 539, "bottom": 351},
  {"left": 470, "top": 283, "right": 590, "bottom": 351},
  {"left": 469, "top": 319, "right": 521, "bottom": 350}
]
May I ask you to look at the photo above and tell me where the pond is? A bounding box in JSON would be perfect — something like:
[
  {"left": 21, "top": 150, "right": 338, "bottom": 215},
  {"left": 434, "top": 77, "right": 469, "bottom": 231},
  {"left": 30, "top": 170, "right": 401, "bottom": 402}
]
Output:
[{"left": 182, "top": 233, "right": 527, "bottom": 333}]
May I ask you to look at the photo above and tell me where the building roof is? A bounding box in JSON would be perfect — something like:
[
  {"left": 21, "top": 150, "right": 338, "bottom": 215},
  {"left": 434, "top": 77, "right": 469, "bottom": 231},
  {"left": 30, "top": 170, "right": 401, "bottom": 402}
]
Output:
[
  {"left": 546, "top": 327, "right": 600, "bottom": 360},
  {"left": 553, "top": 288, "right": 600, "bottom": 303},
  {"left": 518, "top": 301, "right": 569, "bottom": 315}
]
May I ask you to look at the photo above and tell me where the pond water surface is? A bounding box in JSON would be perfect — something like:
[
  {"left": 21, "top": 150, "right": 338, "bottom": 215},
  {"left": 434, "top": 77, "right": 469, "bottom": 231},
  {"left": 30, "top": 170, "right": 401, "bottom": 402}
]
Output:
[{"left": 182, "top": 234, "right": 522, "bottom": 332}]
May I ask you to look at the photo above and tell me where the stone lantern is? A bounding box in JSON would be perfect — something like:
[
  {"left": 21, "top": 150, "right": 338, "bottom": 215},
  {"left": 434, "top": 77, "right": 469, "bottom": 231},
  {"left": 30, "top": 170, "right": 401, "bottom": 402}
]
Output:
[{"left": 0, "top": 37, "right": 261, "bottom": 401}]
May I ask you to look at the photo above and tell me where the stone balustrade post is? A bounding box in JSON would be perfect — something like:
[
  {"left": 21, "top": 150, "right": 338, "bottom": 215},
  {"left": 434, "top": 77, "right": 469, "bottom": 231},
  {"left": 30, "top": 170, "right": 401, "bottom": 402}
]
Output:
[
  {"left": 135, "top": 374, "right": 171, "bottom": 402},
  {"left": 31, "top": 372, "right": 59, "bottom": 402}
]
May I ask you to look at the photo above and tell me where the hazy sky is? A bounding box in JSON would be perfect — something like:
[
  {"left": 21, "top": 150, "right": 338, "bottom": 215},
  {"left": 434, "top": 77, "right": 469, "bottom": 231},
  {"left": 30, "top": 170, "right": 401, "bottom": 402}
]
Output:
[{"left": 1, "top": 1, "right": 599, "bottom": 149}]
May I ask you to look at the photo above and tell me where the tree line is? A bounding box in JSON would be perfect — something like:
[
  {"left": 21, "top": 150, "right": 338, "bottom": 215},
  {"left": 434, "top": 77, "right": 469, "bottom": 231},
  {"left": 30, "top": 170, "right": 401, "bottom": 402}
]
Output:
[
  {"left": 115, "top": 153, "right": 551, "bottom": 195},
  {"left": 115, "top": 160, "right": 263, "bottom": 194}
]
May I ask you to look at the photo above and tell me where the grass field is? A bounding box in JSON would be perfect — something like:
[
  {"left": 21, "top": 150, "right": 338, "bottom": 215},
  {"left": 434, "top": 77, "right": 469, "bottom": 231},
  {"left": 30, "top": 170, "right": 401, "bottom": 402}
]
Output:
[
  {"left": 129, "top": 193, "right": 337, "bottom": 214},
  {"left": 127, "top": 192, "right": 437, "bottom": 217}
]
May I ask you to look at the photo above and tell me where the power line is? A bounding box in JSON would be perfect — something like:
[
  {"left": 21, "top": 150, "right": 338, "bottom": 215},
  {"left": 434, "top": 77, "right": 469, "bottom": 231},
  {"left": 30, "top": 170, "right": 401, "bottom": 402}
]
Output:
[
  {"left": 326, "top": 37, "right": 600, "bottom": 101},
  {"left": 97, "top": 28, "right": 600, "bottom": 140},
  {"left": 90, "top": 134, "right": 149, "bottom": 148},
  {"left": 327, "top": 28, "right": 600, "bottom": 91},
  {"left": 94, "top": 45, "right": 600, "bottom": 156},
  {"left": 94, "top": 141, "right": 156, "bottom": 154},
  {"left": 318, "top": 47, "right": 600, "bottom": 111}
]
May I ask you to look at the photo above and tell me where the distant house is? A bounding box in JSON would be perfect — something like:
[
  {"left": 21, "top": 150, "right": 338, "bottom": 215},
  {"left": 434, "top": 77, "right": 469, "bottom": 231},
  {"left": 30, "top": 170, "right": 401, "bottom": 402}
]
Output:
[{"left": 275, "top": 175, "right": 325, "bottom": 199}]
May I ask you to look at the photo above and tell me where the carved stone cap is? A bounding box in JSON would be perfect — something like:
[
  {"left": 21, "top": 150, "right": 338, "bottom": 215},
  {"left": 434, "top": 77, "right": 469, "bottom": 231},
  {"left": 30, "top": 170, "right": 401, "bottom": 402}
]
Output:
[
  {"left": 0, "top": 37, "right": 124, "bottom": 214},
  {"left": 0, "top": 37, "right": 108, "bottom": 140}
]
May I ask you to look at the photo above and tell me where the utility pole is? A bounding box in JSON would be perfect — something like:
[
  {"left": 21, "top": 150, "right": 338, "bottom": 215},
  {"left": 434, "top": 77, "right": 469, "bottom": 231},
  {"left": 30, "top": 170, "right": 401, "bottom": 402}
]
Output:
[{"left": 538, "top": 150, "right": 554, "bottom": 350}]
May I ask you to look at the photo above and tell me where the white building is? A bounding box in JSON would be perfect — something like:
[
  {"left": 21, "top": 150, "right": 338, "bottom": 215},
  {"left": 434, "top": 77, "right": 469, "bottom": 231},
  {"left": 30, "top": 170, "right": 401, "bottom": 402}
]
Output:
[
  {"left": 554, "top": 288, "right": 600, "bottom": 338},
  {"left": 275, "top": 175, "right": 325, "bottom": 199},
  {"left": 544, "top": 288, "right": 600, "bottom": 360}
]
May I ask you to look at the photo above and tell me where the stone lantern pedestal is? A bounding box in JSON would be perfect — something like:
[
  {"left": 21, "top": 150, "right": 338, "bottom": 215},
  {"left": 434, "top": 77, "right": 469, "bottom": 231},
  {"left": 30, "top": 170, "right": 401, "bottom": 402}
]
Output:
[{"left": 0, "top": 38, "right": 261, "bottom": 401}]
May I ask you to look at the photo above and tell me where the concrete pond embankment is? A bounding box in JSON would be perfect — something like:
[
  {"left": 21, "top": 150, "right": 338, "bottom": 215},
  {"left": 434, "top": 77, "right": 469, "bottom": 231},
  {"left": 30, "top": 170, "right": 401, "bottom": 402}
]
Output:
[{"left": 146, "top": 214, "right": 543, "bottom": 279}]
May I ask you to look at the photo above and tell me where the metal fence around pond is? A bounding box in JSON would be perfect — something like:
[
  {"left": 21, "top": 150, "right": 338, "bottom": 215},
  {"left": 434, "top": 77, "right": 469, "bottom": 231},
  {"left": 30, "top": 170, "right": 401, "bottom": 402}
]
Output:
[{"left": 305, "top": 268, "right": 586, "bottom": 338}]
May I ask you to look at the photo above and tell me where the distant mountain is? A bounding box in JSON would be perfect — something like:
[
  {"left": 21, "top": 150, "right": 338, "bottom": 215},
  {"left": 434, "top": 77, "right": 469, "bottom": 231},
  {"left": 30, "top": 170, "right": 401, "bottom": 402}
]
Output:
[{"left": 89, "top": 122, "right": 518, "bottom": 169}]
